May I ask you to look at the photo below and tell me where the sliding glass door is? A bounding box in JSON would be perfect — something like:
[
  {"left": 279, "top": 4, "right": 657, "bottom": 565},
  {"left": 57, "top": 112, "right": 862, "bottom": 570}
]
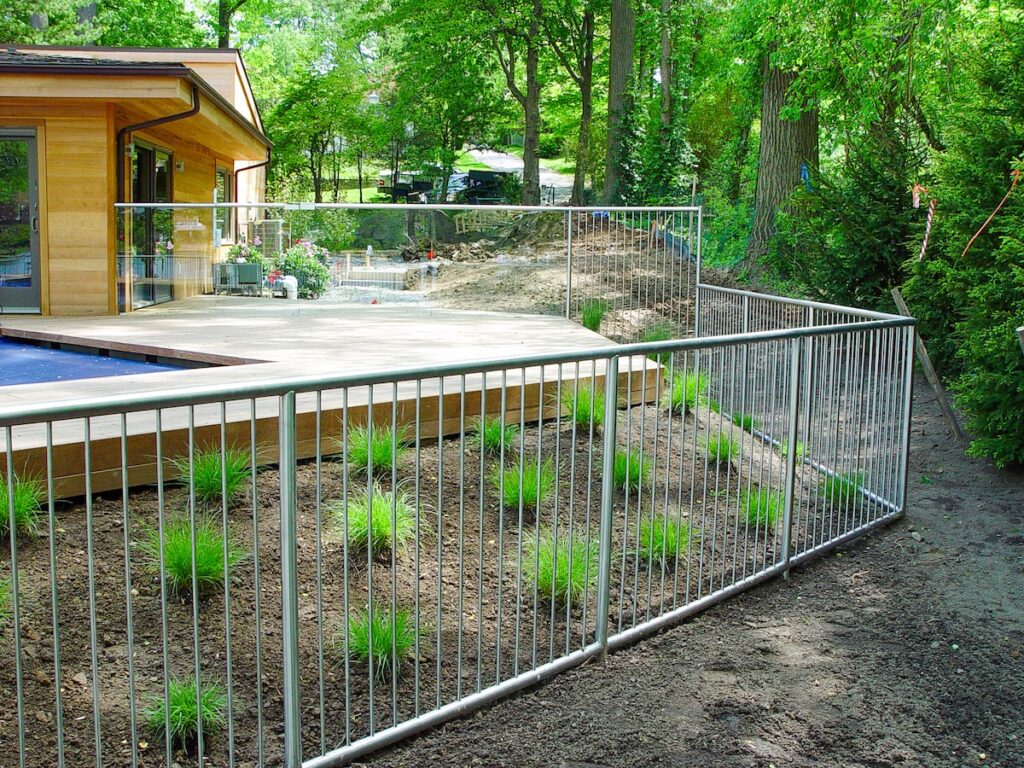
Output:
[
  {"left": 126, "top": 143, "right": 173, "bottom": 309},
  {"left": 0, "top": 129, "right": 41, "bottom": 313}
]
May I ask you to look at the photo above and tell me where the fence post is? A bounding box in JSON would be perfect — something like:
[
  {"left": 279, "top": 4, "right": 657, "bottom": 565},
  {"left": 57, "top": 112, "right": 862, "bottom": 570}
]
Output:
[
  {"left": 780, "top": 339, "right": 803, "bottom": 576},
  {"left": 897, "top": 324, "right": 916, "bottom": 514},
  {"left": 564, "top": 211, "right": 574, "bottom": 319},
  {"left": 279, "top": 391, "right": 303, "bottom": 768},
  {"left": 595, "top": 355, "right": 619, "bottom": 655}
]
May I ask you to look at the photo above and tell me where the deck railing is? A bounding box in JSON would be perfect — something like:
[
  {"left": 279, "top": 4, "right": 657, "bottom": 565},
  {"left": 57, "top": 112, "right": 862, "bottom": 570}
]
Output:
[{"left": 0, "top": 203, "right": 914, "bottom": 768}]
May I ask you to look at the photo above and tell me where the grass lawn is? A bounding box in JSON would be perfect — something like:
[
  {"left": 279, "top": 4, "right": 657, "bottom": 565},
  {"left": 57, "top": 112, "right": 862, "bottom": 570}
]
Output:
[
  {"left": 453, "top": 151, "right": 492, "bottom": 172},
  {"left": 338, "top": 186, "right": 382, "bottom": 203},
  {"left": 502, "top": 145, "right": 575, "bottom": 175}
]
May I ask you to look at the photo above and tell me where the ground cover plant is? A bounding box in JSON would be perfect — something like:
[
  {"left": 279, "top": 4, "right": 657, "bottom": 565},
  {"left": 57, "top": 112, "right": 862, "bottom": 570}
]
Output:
[
  {"left": 641, "top": 323, "right": 675, "bottom": 364},
  {"left": 526, "top": 530, "right": 599, "bottom": 605},
  {"left": 731, "top": 412, "right": 759, "bottom": 431},
  {"left": 613, "top": 448, "right": 650, "bottom": 491},
  {"left": 822, "top": 472, "right": 864, "bottom": 512},
  {"left": 144, "top": 678, "right": 227, "bottom": 754},
  {"left": 140, "top": 517, "right": 246, "bottom": 597},
  {"left": 743, "top": 489, "right": 782, "bottom": 528},
  {"left": 338, "top": 606, "right": 418, "bottom": 679},
  {"left": 561, "top": 385, "right": 604, "bottom": 428},
  {"left": 171, "top": 446, "right": 253, "bottom": 507},
  {"left": 704, "top": 433, "right": 739, "bottom": 464},
  {"left": 331, "top": 485, "right": 416, "bottom": 558},
  {"left": 471, "top": 415, "right": 518, "bottom": 455},
  {"left": 345, "top": 424, "right": 409, "bottom": 476},
  {"left": 493, "top": 459, "right": 555, "bottom": 511},
  {"left": 0, "top": 474, "right": 45, "bottom": 538},
  {"left": 663, "top": 371, "right": 707, "bottom": 415},
  {"left": 638, "top": 516, "right": 699, "bottom": 566},
  {"left": 579, "top": 300, "right": 608, "bottom": 333}
]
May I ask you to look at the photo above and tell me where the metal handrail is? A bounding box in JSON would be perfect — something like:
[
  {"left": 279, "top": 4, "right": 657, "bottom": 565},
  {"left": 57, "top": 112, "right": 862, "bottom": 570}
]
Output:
[
  {"left": 113, "top": 202, "right": 703, "bottom": 213},
  {"left": 697, "top": 283, "right": 910, "bottom": 322}
]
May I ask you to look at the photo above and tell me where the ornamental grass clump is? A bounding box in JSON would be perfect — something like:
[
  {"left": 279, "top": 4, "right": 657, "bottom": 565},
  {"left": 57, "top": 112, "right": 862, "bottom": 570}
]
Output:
[
  {"left": 144, "top": 678, "right": 226, "bottom": 754},
  {"left": 171, "top": 446, "right": 253, "bottom": 507},
  {"left": 0, "top": 474, "right": 45, "bottom": 538},
  {"left": 704, "top": 433, "right": 739, "bottom": 464},
  {"left": 638, "top": 516, "right": 700, "bottom": 566},
  {"left": 561, "top": 385, "right": 605, "bottom": 428},
  {"left": 780, "top": 440, "right": 806, "bottom": 462},
  {"left": 493, "top": 460, "right": 555, "bottom": 511},
  {"left": 526, "top": 530, "right": 599, "bottom": 605},
  {"left": 641, "top": 323, "right": 674, "bottom": 365},
  {"left": 0, "top": 578, "right": 11, "bottom": 626},
  {"left": 339, "top": 606, "right": 418, "bottom": 679},
  {"left": 613, "top": 448, "right": 650, "bottom": 491},
  {"left": 140, "top": 517, "right": 246, "bottom": 598},
  {"left": 471, "top": 415, "right": 518, "bottom": 456},
  {"left": 731, "top": 412, "right": 759, "bottom": 432},
  {"left": 580, "top": 299, "right": 608, "bottom": 332},
  {"left": 345, "top": 424, "right": 409, "bottom": 477},
  {"left": 663, "top": 371, "right": 708, "bottom": 415},
  {"left": 822, "top": 472, "right": 864, "bottom": 512},
  {"left": 743, "top": 489, "right": 782, "bottom": 528},
  {"left": 331, "top": 485, "right": 416, "bottom": 558}
]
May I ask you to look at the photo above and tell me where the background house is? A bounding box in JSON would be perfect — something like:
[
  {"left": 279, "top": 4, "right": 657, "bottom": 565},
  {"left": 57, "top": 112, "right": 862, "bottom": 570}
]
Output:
[{"left": 0, "top": 46, "right": 269, "bottom": 316}]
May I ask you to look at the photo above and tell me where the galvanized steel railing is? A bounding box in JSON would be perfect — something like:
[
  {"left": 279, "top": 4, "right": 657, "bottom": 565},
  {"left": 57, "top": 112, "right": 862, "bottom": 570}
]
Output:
[{"left": 0, "top": 204, "right": 914, "bottom": 768}]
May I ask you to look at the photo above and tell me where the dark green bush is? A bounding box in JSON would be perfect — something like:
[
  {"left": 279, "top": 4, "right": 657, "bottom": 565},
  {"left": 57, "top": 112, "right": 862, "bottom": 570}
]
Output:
[{"left": 274, "top": 243, "right": 330, "bottom": 298}]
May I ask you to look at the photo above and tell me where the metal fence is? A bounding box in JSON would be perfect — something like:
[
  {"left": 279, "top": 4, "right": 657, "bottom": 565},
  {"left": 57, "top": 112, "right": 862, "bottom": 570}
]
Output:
[{"left": 1, "top": 204, "right": 914, "bottom": 768}]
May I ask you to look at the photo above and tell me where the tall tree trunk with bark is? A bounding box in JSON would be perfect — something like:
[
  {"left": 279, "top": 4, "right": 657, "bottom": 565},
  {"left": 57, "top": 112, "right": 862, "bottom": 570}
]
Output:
[
  {"left": 659, "top": 0, "right": 673, "bottom": 131},
  {"left": 603, "top": 0, "right": 635, "bottom": 203},
  {"left": 521, "top": 0, "right": 543, "bottom": 205},
  {"left": 744, "top": 56, "right": 819, "bottom": 268}
]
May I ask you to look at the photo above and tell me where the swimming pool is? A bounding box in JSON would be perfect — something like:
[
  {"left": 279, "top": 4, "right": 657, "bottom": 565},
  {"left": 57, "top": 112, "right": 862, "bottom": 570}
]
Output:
[{"left": 0, "top": 336, "right": 184, "bottom": 386}]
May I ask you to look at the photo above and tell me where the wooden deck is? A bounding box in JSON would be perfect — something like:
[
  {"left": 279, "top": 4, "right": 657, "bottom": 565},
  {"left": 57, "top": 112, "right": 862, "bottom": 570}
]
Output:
[{"left": 0, "top": 297, "right": 660, "bottom": 497}]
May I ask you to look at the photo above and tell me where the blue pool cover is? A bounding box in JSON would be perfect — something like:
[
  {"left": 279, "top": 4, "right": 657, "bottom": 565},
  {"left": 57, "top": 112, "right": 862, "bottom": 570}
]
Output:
[{"left": 0, "top": 337, "right": 183, "bottom": 386}]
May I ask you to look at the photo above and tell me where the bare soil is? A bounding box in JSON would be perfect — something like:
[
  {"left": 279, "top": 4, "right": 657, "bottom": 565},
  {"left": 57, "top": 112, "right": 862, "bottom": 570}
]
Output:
[{"left": 364, "top": 378, "right": 1024, "bottom": 768}]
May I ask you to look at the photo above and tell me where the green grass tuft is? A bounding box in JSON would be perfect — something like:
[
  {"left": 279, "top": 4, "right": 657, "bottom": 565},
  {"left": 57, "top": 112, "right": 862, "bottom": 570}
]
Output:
[
  {"left": 330, "top": 485, "right": 416, "bottom": 557},
  {"left": 525, "top": 530, "right": 599, "bottom": 605},
  {"left": 780, "top": 440, "right": 806, "bottom": 461},
  {"left": 345, "top": 424, "right": 409, "bottom": 476},
  {"left": 470, "top": 415, "right": 518, "bottom": 455},
  {"left": 561, "top": 386, "right": 605, "bottom": 428},
  {"left": 579, "top": 299, "right": 608, "bottom": 333},
  {"left": 638, "top": 516, "right": 700, "bottom": 565},
  {"left": 171, "top": 446, "right": 253, "bottom": 507},
  {"left": 493, "top": 460, "right": 555, "bottom": 511},
  {"left": 822, "top": 472, "right": 864, "bottom": 511},
  {"left": 0, "top": 475, "right": 46, "bottom": 538},
  {"left": 731, "top": 412, "right": 759, "bottom": 431},
  {"left": 613, "top": 448, "right": 651, "bottom": 491},
  {"left": 144, "top": 678, "right": 226, "bottom": 753},
  {"left": 704, "top": 433, "right": 739, "bottom": 463},
  {"left": 743, "top": 489, "right": 782, "bottom": 528},
  {"left": 339, "top": 606, "right": 418, "bottom": 679},
  {"left": 663, "top": 371, "right": 708, "bottom": 415},
  {"left": 140, "top": 517, "right": 246, "bottom": 598},
  {"left": 0, "top": 577, "right": 11, "bottom": 626},
  {"left": 641, "top": 324, "right": 675, "bottom": 364}
]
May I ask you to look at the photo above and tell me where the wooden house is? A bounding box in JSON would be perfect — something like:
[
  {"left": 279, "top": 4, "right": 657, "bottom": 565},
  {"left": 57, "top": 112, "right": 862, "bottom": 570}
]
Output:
[{"left": 0, "top": 46, "right": 270, "bottom": 315}]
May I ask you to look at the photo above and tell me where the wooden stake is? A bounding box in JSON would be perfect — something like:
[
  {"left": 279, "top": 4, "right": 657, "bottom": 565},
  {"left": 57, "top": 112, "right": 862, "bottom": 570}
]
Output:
[{"left": 891, "top": 288, "right": 967, "bottom": 444}]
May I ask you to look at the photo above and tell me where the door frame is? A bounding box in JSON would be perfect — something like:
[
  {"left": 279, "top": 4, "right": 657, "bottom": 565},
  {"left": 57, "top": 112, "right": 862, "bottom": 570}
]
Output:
[{"left": 0, "top": 127, "right": 42, "bottom": 313}]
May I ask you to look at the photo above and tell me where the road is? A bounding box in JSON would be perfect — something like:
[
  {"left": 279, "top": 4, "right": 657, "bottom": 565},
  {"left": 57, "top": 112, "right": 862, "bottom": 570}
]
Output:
[{"left": 467, "top": 148, "right": 574, "bottom": 204}]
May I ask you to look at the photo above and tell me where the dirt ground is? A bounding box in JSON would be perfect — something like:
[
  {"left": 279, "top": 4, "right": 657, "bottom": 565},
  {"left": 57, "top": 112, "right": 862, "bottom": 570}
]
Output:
[{"left": 363, "top": 378, "right": 1024, "bottom": 768}]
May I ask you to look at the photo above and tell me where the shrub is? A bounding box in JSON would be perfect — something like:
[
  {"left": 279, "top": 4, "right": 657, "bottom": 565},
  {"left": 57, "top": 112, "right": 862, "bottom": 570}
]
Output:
[
  {"left": 580, "top": 299, "right": 608, "bottom": 333},
  {"left": 779, "top": 440, "right": 806, "bottom": 462},
  {"left": 663, "top": 371, "right": 708, "bottom": 415},
  {"left": 821, "top": 473, "right": 864, "bottom": 512},
  {"left": 345, "top": 424, "right": 409, "bottom": 477},
  {"left": 731, "top": 412, "right": 759, "bottom": 431},
  {"left": 331, "top": 485, "right": 416, "bottom": 557},
  {"left": 0, "top": 475, "right": 45, "bottom": 538},
  {"left": 493, "top": 459, "right": 555, "bottom": 511},
  {"left": 641, "top": 323, "right": 675, "bottom": 364},
  {"left": 171, "top": 447, "right": 252, "bottom": 507},
  {"left": 339, "top": 606, "right": 418, "bottom": 679},
  {"left": 613, "top": 448, "right": 650, "bottom": 491},
  {"left": 638, "top": 516, "right": 699, "bottom": 565},
  {"left": 274, "top": 243, "right": 330, "bottom": 298},
  {"left": 144, "top": 678, "right": 226, "bottom": 753},
  {"left": 743, "top": 489, "right": 782, "bottom": 528},
  {"left": 471, "top": 415, "right": 518, "bottom": 455},
  {"left": 140, "top": 517, "right": 246, "bottom": 598},
  {"left": 561, "top": 385, "right": 604, "bottom": 428},
  {"left": 526, "top": 530, "right": 599, "bottom": 604},
  {"left": 704, "top": 433, "right": 739, "bottom": 463}
]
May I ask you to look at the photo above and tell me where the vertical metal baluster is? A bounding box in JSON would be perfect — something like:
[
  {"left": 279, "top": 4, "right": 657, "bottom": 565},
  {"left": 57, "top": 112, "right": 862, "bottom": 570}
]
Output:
[
  {"left": 435, "top": 378, "right": 444, "bottom": 708},
  {"left": 531, "top": 366, "right": 545, "bottom": 669},
  {"left": 595, "top": 356, "right": 619, "bottom": 651},
  {"left": 412, "top": 381, "right": 421, "bottom": 719},
  {"left": 494, "top": 372, "right": 507, "bottom": 684},
  {"left": 366, "top": 386, "right": 376, "bottom": 735},
  {"left": 155, "top": 412, "right": 172, "bottom": 766},
  {"left": 119, "top": 414, "right": 139, "bottom": 768},
  {"left": 315, "top": 392, "right": 326, "bottom": 752},
  {"left": 248, "top": 400, "right": 265, "bottom": 762},
  {"left": 476, "top": 375, "right": 486, "bottom": 692},
  {"left": 45, "top": 422, "right": 66, "bottom": 768},
  {"left": 5, "top": 428, "right": 27, "bottom": 768},
  {"left": 391, "top": 383, "right": 400, "bottom": 725},
  {"left": 456, "top": 376, "right": 466, "bottom": 700},
  {"left": 513, "top": 368, "right": 526, "bottom": 676},
  {"left": 279, "top": 392, "right": 302, "bottom": 767},
  {"left": 341, "top": 389, "right": 352, "bottom": 744},
  {"left": 185, "top": 408, "right": 206, "bottom": 765},
  {"left": 84, "top": 418, "right": 103, "bottom": 768},
  {"left": 781, "top": 339, "right": 803, "bottom": 575},
  {"left": 219, "top": 405, "right": 236, "bottom": 768}
]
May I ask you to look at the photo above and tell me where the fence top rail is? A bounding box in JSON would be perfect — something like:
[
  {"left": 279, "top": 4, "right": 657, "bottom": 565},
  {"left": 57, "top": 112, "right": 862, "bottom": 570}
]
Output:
[
  {"left": 698, "top": 283, "right": 911, "bottom": 322},
  {"left": 0, "top": 317, "right": 914, "bottom": 427},
  {"left": 113, "top": 202, "right": 703, "bottom": 214}
]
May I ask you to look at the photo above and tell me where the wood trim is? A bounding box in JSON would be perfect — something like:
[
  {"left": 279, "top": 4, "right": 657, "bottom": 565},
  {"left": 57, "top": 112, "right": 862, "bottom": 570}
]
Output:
[
  {"left": 106, "top": 103, "right": 117, "bottom": 314},
  {"left": 36, "top": 122, "right": 50, "bottom": 316}
]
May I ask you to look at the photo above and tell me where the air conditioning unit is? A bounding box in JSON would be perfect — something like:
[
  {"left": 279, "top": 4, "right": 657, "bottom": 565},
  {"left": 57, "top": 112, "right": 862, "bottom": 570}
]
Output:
[{"left": 248, "top": 219, "right": 290, "bottom": 257}]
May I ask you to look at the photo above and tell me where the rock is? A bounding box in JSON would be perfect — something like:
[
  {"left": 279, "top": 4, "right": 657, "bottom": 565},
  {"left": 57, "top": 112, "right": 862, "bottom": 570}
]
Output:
[
  {"left": 910, "top": 531, "right": 923, "bottom": 542},
  {"left": 72, "top": 671, "right": 88, "bottom": 687}
]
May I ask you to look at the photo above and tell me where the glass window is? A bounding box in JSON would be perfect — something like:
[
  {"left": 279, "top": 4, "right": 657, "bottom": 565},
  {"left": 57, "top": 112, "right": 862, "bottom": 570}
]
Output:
[{"left": 215, "top": 166, "right": 233, "bottom": 243}]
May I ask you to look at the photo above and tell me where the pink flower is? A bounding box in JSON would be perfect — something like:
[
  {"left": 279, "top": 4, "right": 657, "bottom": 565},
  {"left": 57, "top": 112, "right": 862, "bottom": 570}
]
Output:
[{"left": 253, "top": 236, "right": 262, "bottom": 246}]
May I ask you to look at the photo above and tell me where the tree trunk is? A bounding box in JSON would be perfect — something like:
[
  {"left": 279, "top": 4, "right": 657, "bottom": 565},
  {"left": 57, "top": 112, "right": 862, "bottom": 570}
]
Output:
[
  {"left": 521, "top": 0, "right": 543, "bottom": 205},
  {"left": 659, "top": 0, "right": 672, "bottom": 130},
  {"left": 603, "top": 0, "right": 635, "bottom": 203},
  {"left": 217, "top": 0, "right": 233, "bottom": 48},
  {"left": 357, "top": 152, "right": 364, "bottom": 204},
  {"left": 570, "top": 13, "right": 595, "bottom": 205},
  {"left": 744, "top": 56, "right": 818, "bottom": 267}
]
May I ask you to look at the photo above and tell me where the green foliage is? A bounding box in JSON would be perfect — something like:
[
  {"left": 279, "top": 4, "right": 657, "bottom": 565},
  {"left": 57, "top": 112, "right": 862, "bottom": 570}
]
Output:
[
  {"left": 663, "top": 371, "right": 708, "bottom": 415},
  {"left": 525, "top": 530, "right": 599, "bottom": 605},
  {"left": 704, "top": 433, "right": 739, "bottom": 463},
  {"left": 779, "top": 440, "right": 806, "bottom": 462},
  {"left": 743, "top": 489, "right": 782, "bottom": 528},
  {"left": 580, "top": 300, "right": 608, "bottom": 333},
  {"left": 0, "top": 475, "right": 45, "bottom": 538},
  {"left": 731, "top": 412, "right": 759, "bottom": 432},
  {"left": 144, "top": 678, "right": 226, "bottom": 753},
  {"left": 0, "top": 577, "right": 11, "bottom": 626},
  {"left": 821, "top": 473, "right": 864, "bottom": 512},
  {"left": 331, "top": 485, "right": 416, "bottom": 557},
  {"left": 171, "top": 447, "right": 252, "bottom": 507},
  {"left": 339, "top": 606, "right": 418, "bottom": 679},
  {"left": 471, "top": 416, "right": 519, "bottom": 455},
  {"left": 274, "top": 243, "right": 331, "bottom": 299},
  {"left": 140, "top": 517, "right": 245, "bottom": 598},
  {"left": 284, "top": 210, "right": 356, "bottom": 253},
  {"left": 345, "top": 424, "right": 409, "bottom": 477},
  {"left": 641, "top": 324, "right": 675, "bottom": 365},
  {"left": 493, "top": 460, "right": 555, "bottom": 511},
  {"left": 561, "top": 386, "right": 605, "bottom": 428},
  {"left": 613, "top": 449, "right": 650, "bottom": 491},
  {"left": 638, "top": 516, "right": 699, "bottom": 566}
]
